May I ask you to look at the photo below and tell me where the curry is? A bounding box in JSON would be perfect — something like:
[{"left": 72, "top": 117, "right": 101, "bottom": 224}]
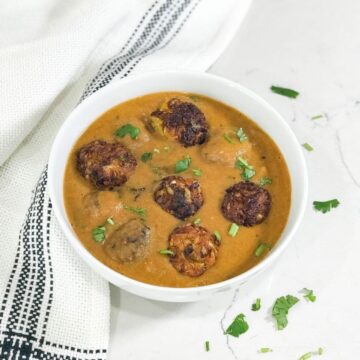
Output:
[{"left": 64, "top": 92, "right": 291, "bottom": 287}]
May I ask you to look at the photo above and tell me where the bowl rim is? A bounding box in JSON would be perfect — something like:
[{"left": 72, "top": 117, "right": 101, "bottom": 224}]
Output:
[{"left": 48, "top": 70, "right": 308, "bottom": 295}]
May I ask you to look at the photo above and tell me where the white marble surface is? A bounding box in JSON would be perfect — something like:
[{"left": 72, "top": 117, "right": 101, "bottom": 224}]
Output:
[{"left": 109, "top": 1, "right": 360, "bottom": 358}]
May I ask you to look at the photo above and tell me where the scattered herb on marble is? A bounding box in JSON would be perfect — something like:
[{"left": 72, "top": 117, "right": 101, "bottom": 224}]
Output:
[
  {"left": 259, "top": 176, "right": 272, "bottom": 186},
  {"left": 205, "top": 340, "right": 210, "bottom": 352},
  {"left": 192, "top": 168, "right": 202, "bottom": 177},
  {"left": 313, "top": 199, "right": 340, "bottom": 213},
  {"left": 193, "top": 218, "right": 201, "bottom": 225},
  {"left": 302, "top": 143, "right": 314, "bottom": 152},
  {"left": 159, "top": 249, "right": 175, "bottom": 256},
  {"left": 259, "top": 348, "right": 273, "bottom": 353},
  {"left": 311, "top": 114, "right": 324, "bottom": 120},
  {"left": 225, "top": 313, "right": 249, "bottom": 337},
  {"left": 175, "top": 155, "right": 191, "bottom": 173},
  {"left": 255, "top": 243, "right": 271, "bottom": 257},
  {"left": 298, "top": 348, "right": 323, "bottom": 360},
  {"left": 251, "top": 298, "right": 261, "bottom": 311},
  {"left": 235, "top": 156, "right": 256, "bottom": 180},
  {"left": 214, "top": 230, "right": 222, "bottom": 242},
  {"left": 115, "top": 123, "right": 140, "bottom": 139},
  {"left": 302, "top": 288, "right": 316, "bottom": 302},
  {"left": 91, "top": 226, "right": 106, "bottom": 242},
  {"left": 236, "top": 128, "right": 248, "bottom": 142},
  {"left": 272, "top": 295, "right": 299, "bottom": 330},
  {"left": 224, "top": 133, "right": 234, "bottom": 144},
  {"left": 270, "top": 85, "right": 299, "bottom": 99},
  {"left": 124, "top": 205, "right": 147, "bottom": 218},
  {"left": 228, "top": 223, "right": 239, "bottom": 237},
  {"left": 141, "top": 152, "right": 153, "bottom": 163}
]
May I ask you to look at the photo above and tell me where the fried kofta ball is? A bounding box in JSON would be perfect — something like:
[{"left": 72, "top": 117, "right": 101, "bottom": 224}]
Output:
[
  {"left": 167, "top": 224, "right": 220, "bottom": 277},
  {"left": 150, "top": 98, "right": 209, "bottom": 147},
  {"left": 104, "top": 218, "right": 150, "bottom": 263},
  {"left": 154, "top": 175, "right": 204, "bottom": 220},
  {"left": 76, "top": 140, "right": 137, "bottom": 190},
  {"left": 221, "top": 182, "right": 271, "bottom": 227}
]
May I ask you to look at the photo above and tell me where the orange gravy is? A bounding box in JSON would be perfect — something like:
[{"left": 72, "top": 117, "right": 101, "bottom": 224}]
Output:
[{"left": 64, "top": 92, "right": 291, "bottom": 287}]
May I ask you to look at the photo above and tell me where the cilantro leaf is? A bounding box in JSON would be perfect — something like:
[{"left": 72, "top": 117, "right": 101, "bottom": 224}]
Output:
[
  {"left": 270, "top": 85, "right": 299, "bottom": 99},
  {"left": 259, "top": 348, "right": 273, "bottom": 353},
  {"left": 255, "top": 243, "right": 271, "bottom": 257},
  {"left": 313, "top": 199, "right": 340, "bottom": 213},
  {"left": 224, "top": 133, "right": 234, "bottom": 144},
  {"left": 141, "top": 152, "right": 153, "bottom": 162},
  {"left": 303, "top": 288, "right": 316, "bottom": 302},
  {"left": 124, "top": 205, "right": 147, "bottom": 217},
  {"left": 115, "top": 123, "right": 140, "bottom": 139},
  {"left": 236, "top": 128, "right": 248, "bottom": 142},
  {"left": 225, "top": 313, "right": 249, "bottom": 337},
  {"left": 175, "top": 155, "right": 191, "bottom": 173},
  {"left": 251, "top": 298, "right": 261, "bottom": 311},
  {"left": 204, "top": 341, "right": 210, "bottom": 352},
  {"left": 311, "top": 114, "right": 323, "bottom": 120},
  {"left": 272, "top": 295, "right": 299, "bottom": 330},
  {"left": 259, "top": 176, "right": 272, "bottom": 186},
  {"left": 302, "top": 143, "right": 314, "bottom": 152},
  {"left": 235, "top": 156, "right": 256, "bottom": 181},
  {"left": 192, "top": 168, "right": 202, "bottom": 177},
  {"left": 91, "top": 226, "right": 106, "bottom": 242},
  {"left": 159, "top": 249, "right": 175, "bottom": 256}
]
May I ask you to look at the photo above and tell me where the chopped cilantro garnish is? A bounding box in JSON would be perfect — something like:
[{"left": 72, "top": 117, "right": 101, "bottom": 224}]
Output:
[
  {"left": 124, "top": 205, "right": 146, "bottom": 217},
  {"left": 272, "top": 295, "right": 299, "bottom": 330},
  {"left": 175, "top": 155, "right": 191, "bottom": 173},
  {"left": 236, "top": 128, "right": 248, "bottom": 142},
  {"left": 299, "top": 353, "right": 312, "bottom": 360},
  {"left": 106, "top": 217, "right": 115, "bottom": 225},
  {"left": 224, "top": 133, "right": 234, "bottom": 144},
  {"left": 192, "top": 168, "right": 202, "bottom": 177},
  {"left": 91, "top": 226, "right": 106, "bottom": 242},
  {"left": 255, "top": 243, "right": 271, "bottom": 257},
  {"left": 303, "top": 288, "right": 316, "bottom": 302},
  {"left": 311, "top": 114, "right": 323, "bottom": 120},
  {"left": 235, "top": 156, "right": 256, "bottom": 180},
  {"left": 225, "top": 313, "right": 249, "bottom": 337},
  {"left": 193, "top": 218, "right": 201, "bottom": 225},
  {"left": 115, "top": 123, "right": 140, "bottom": 139},
  {"left": 302, "top": 143, "right": 314, "bottom": 152},
  {"left": 141, "top": 152, "right": 153, "bottom": 163},
  {"left": 259, "top": 176, "right": 272, "bottom": 186},
  {"left": 313, "top": 199, "right": 339, "bottom": 213},
  {"left": 159, "top": 249, "right": 175, "bottom": 256},
  {"left": 205, "top": 341, "right": 210, "bottom": 352},
  {"left": 251, "top": 298, "right": 261, "bottom": 311},
  {"left": 228, "top": 223, "right": 239, "bottom": 237},
  {"left": 214, "top": 230, "right": 222, "bottom": 242},
  {"left": 259, "top": 348, "right": 273, "bottom": 353},
  {"left": 298, "top": 349, "right": 323, "bottom": 360},
  {"left": 270, "top": 85, "right": 299, "bottom": 99}
]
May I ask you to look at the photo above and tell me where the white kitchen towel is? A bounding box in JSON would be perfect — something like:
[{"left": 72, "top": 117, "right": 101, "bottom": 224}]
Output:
[{"left": 0, "top": 0, "right": 251, "bottom": 358}]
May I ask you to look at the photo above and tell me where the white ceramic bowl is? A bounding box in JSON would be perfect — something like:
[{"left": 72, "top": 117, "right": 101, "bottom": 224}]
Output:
[{"left": 49, "top": 71, "right": 308, "bottom": 302}]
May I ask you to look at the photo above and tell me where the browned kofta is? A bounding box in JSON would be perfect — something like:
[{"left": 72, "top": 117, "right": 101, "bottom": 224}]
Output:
[
  {"left": 150, "top": 98, "right": 209, "bottom": 147},
  {"left": 154, "top": 175, "right": 204, "bottom": 220},
  {"left": 167, "top": 224, "right": 220, "bottom": 277},
  {"left": 76, "top": 140, "right": 137, "bottom": 190},
  {"left": 104, "top": 218, "right": 150, "bottom": 263},
  {"left": 221, "top": 182, "right": 271, "bottom": 227}
]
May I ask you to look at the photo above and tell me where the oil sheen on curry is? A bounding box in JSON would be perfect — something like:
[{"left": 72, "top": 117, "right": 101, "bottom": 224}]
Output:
[{"left": 64, "top": 92, "right": 291, "bottom": 287}]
